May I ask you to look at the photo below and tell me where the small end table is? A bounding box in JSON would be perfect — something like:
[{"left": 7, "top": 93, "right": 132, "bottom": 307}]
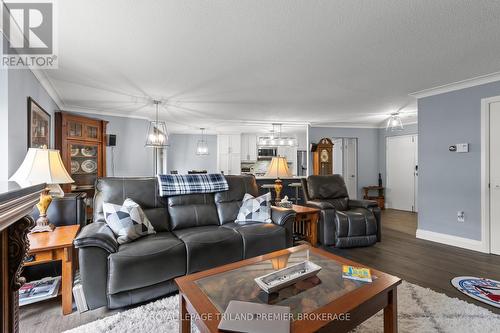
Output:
[
  {"left": 25, "top": 225, "right": 80, "bottom": 315},
  {"left": 292, "top": 204, "right": 320, "bottom": 247}
]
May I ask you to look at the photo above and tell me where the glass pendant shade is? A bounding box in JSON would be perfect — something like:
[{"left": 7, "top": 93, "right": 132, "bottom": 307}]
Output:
[
  {"left": 145, "top": 100, "right": 169, "bottom": 148},
  {"left": 145, "top": 121, "right": 169, "bottom": 147},
  {"left": 196, "top": 128, "right": 209, "bottom": 155},
  {"left": 386, "top": 114, "right": 404, "bottom": 132}
]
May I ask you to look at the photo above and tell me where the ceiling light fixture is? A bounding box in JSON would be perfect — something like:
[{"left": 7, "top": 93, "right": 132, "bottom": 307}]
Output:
[
  {"left": 386, "top": 112, "right": 404, "bottom": 132},
  {"left": 196, "top": 128, "right": 209, "bottom": 155},
  {"left": 258, "top": 124, "right": 297, "bottom": 147},
  {"left": 145, "top": 100, "right": 169, "bottom": 148}
]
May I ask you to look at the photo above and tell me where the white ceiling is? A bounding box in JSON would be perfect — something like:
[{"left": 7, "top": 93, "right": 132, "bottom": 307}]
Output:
[{"left": 40, "top": 0, "right": 500, "bottom": 133}]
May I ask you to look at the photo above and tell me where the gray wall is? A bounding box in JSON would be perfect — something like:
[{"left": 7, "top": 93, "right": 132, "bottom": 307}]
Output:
[
  {"left": 0, "top": 41, "right": 8, "bottom": 180},
  {"left": 74, "top": 113, "right": 154, "bottom": 177},
  {"left": 2, "top": 68, "right": 154, "bottom": 179},
  {"left": 167, "top": 134, "right": 218, "bottom": 174},
  {"left": 378, "top": 123, "right": 418, "bottom": 184},
  {"left": 418, "top": 80, "right": 500, "bottom": 240},
  {"left": 309, "top": 127, "right": 380, "bottom": 198},
  {"left": 7, "top": 69, "right": 59, "bottom": 178}
]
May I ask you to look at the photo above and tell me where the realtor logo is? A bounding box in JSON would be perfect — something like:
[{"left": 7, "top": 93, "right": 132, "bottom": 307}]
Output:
[{"left": 1, "top": 0, "right": 57, "bottom": 68}]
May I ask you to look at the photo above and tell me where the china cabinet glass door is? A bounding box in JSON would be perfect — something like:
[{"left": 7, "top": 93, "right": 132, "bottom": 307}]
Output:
[{"left": 68, "top": 142, "right": 100, "bottom": 191}]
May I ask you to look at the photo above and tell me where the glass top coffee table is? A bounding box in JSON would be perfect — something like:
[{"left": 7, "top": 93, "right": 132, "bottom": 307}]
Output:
[{"left": 175, "top": 245, "right": 401, "bottom": 333}]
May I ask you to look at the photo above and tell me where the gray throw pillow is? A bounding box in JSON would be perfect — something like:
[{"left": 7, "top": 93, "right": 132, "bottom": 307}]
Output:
[
  {"left": 236, "top": 192, "right": 272, "bottom": 224},
  {"left": 103, "top": 198, "right": 156, "bottom": 244}
]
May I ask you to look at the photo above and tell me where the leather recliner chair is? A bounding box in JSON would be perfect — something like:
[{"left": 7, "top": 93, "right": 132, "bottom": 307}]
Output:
[{"left": 301, "top": 175, "right": 381, "bottom": 248}]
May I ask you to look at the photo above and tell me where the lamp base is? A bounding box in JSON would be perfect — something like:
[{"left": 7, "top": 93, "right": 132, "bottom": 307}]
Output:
[
  {"left": 274, "top": 178, "right": 283, "bottom": 205},
  {"left": 31, "top": 214, "right": 56, "bottom": 233}
]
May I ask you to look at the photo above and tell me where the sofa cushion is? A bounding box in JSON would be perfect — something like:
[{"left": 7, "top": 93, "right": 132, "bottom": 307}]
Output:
[
  {"left": 235, "top": 192, "right": 272, "bottom": 224},
  {"left": 222, "top": 222, "right": 287, "bottom": 259},
  {"left": 307, "top": 175, "right": 349, "bottom": 200},
  {"left": 167, "top": 193, "right": 220, "bottom": 230},
  {"left": 103, "top": 198, "right": 156, "bottom": 244},
  {"left": 94, "top": 177, "right": 170, "bottom": 232},
  {"left": 107, "top": 232, "right": 186, "bottom": 294},
  {"left": 214, "top": 175, "right": 259, "bottom": 224},
  {"left": 173, "top": 226, "right": 243, "bottom": 274}
]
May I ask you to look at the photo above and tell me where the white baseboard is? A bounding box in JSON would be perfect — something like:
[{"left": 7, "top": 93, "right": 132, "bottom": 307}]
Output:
[{"left": 416, "top": 229, "right": 489, "bottom": 253}]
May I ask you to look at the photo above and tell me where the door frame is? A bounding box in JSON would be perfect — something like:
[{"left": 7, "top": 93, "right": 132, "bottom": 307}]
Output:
[
  {"left": 385, "top": 134, "right": 418, "bottom": 211},
  {"left": 331, "top": 137, "right": 358, "bottom": 198},
  {"left": 480, "top": 95, "right": 500, "bottom": 254}
]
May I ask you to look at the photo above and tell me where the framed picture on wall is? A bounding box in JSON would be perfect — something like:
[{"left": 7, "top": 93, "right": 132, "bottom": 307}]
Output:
[{"left": 27, "top": 97, "right": 51, "bottom": 149}]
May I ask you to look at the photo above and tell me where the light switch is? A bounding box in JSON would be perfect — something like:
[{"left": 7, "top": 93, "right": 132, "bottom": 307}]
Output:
[{"left": 456, "top": 143, "right": 469, "bottom": 153}]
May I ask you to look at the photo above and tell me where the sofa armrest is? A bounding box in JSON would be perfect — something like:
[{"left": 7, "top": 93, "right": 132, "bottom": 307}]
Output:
[
  {"left": 271, "top": 206, "right": 296, "bottom": 226},
  {"left": 74, "top": 222, "right": 118, "bottom": 253},
  {"left": 349, "top": 199, "right": 378, "bottom": 209},
  {"left": 305, "top": 200, "right": 336, "bottom": 210},
  {"left": 271, "top": 207, "right": 296, "bottom": 248}
]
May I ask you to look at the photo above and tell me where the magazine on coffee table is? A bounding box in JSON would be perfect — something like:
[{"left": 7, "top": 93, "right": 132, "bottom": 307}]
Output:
[{"left": 19, "top": 276, "right": 61, "bottom": 306}]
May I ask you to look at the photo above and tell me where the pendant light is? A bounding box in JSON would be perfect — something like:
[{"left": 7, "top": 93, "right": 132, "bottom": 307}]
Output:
[
  {"left": 196, "top": 128, "right": 209, "bottom": 155},
  {"left": 145, "top": 100, "right": 169, "bottom": 148},
  {"left": 257, "top": 123, "right": 298, "bottom": 147},
  {"left": 386, "top": 112, "right": 404, "bottom": 132}
]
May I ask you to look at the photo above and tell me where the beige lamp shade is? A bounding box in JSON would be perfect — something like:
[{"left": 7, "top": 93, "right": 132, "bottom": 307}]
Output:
[
  {"left": 265, "top": 156, "right": 292, "bottom": 178},
  {"left": 9, "top": 148, "right": 74, "bottom": 187}
]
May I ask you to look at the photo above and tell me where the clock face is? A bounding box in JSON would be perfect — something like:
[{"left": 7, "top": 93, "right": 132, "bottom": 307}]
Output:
[{"left": 320, "top": 149, "right": 329, "bottom": 162}]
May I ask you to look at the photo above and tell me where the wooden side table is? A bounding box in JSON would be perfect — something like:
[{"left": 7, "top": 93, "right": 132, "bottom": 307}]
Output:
[
  {"left": 362, "top": 186, "right": 385, "bottom": 209},
  {"left": 292, "top": 204, "right": 320, "bottom": 247},
  {"left": 25, "top": 225, "right": 80, "bottom": 315}
]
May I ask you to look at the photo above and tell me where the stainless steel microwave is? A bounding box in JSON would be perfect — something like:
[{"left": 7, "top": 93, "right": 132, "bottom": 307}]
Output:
[{"left": 258, "top": 147, "right": 277, "bottom": 160}]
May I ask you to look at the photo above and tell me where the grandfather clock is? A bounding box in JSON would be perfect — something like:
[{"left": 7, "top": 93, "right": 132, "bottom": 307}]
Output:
[{"left": 312, "top": 138, "right": 333, "bottom": 175}]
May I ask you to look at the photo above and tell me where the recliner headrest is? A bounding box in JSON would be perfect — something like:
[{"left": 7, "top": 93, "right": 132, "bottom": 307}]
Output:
[{"left": 307, "top": 175, "right": 349, "bottom": 199}]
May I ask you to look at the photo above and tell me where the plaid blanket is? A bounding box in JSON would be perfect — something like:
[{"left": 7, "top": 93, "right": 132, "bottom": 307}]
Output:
[{"left": 157, "top": 173, "right": 229, "bottom": 196}]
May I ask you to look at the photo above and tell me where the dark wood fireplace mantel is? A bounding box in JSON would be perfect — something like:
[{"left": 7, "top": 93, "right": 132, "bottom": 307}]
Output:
[{"left": 0, "top": 182, "right": 45, "bottom": 333}]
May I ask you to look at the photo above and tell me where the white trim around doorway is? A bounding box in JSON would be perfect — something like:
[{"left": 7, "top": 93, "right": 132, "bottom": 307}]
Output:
[{"left": 480, "top": 95, "right": 500, "bottom": 254}]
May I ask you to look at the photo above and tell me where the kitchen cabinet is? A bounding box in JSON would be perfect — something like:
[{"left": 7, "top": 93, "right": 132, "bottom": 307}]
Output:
[
  {"left": 277, "top": 146, "right": 297, "bottom": 176},
  {"left": 217, "top": 134, "right": 241, "bottom": 175},
  {"left": 241, "top": 134, "right": 257, "bottom": 162}
]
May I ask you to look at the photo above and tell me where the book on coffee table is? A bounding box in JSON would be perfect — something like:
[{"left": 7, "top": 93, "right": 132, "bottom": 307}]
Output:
[
  {"left": 218, "top": 300, "right": 290, "bottom": 333},
  {"left": 342, "top": 265, "right": 372, "bottom": 283}
]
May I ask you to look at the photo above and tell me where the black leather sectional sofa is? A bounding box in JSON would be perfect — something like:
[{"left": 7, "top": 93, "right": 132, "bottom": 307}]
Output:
[{"left": 74, "top": 175, "right": 295, "bottom": 310}]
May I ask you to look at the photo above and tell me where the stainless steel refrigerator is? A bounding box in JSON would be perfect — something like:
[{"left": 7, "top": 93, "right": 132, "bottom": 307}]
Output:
[{"left": 296, "top": 150, "right": 307, "bottom": 176}]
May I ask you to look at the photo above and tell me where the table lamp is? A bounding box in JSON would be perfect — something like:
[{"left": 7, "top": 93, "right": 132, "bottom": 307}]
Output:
[
  {"left": 9, "top": 148, "right": 74, "bottom": 232},
  {"left": 265, "top": 156, "right": 292, "bottom": 204}
]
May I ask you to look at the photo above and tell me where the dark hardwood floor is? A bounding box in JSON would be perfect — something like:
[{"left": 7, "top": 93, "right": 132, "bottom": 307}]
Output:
[
  {"left": 20, "top": 209, "right": 500, "bottom": 332},
  {"left": 326, "top": 209, "right": 500, "bottom": 314}
]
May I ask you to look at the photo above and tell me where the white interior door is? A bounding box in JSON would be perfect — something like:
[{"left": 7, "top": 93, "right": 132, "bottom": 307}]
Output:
[
  {"left": 489, "top": 101, "right": 500, "bottom": 254},
  {"left": 386, "top": 135, "right": 418, "bottom": 211},
  {"left": 332, "top": 138, "right": 343, "bottom": 175},
  {"left": 344, "top": 138, "right": 358, "bottom": 199}
]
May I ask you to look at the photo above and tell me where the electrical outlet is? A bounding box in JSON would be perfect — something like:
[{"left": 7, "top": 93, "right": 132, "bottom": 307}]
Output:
[{"left": 457, "top": 211, "right": 465, "bottom": 223}]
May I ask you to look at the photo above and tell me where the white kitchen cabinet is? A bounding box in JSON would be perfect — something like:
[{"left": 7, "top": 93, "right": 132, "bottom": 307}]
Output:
[
  {"left": 217, "top": 134, "right": 241, "bottom": 175},
  {"left": 241, "top": 134, "right": 257, "bottom": 162},
  {"left": 277, "top": 146, "right": 297, "bottom": 176}
]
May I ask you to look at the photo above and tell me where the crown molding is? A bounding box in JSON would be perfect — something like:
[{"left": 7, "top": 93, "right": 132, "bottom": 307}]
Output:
[
  {"left": 410, "top": 71, "right": 500, "bottom": 99},
  {"left": 29, "top": 69, "right": 65, "bottom": 109},
  {"left": 60, "top": 105, "right": 150, "bottom": 121}
]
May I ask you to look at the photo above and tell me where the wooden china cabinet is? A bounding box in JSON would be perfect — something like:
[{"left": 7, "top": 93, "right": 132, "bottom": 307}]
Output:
[{"left": 55, "top": 112, "right": 107, "bottom": 216}]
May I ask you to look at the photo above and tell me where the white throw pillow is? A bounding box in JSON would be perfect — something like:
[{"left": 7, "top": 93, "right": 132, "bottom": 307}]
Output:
[
  {"left": 236, "top": 192, "right": 272, "bottom": 224},
  {"left": 102, "top": 198, "right": 156, "bottom": 244}
]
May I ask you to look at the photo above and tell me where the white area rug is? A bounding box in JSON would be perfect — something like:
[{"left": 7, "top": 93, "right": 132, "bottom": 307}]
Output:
[{"left": 65, "top": 281, "right": 500, "bottom": 333}]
